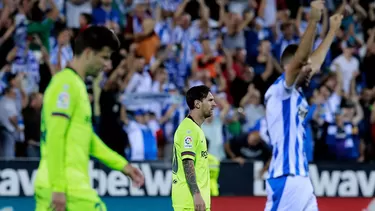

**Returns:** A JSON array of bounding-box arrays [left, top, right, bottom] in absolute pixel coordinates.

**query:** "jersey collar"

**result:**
[[66, 66, 79, 76], [187, 115, 200, 127]]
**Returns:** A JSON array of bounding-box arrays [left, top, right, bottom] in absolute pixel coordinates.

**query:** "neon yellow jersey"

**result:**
[[208, 153, 220, 196], [35, 68, 128, 201], [172, 117, 210, 209]]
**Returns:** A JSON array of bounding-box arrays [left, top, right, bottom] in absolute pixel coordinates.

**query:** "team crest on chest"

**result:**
[[297, 98, 309, 121]]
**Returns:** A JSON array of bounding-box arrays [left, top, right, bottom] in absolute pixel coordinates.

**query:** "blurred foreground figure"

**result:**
[[34, 26, 144, 211]]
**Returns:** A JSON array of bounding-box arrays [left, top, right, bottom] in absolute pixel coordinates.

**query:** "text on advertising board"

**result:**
[[0, 161, 172, 197], [253, 161, 375, 197]]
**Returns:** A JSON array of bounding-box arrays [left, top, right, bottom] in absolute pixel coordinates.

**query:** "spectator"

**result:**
[[124, 1, 151, 43], [362, 28, 375, 88], [202, 93, 229, 160], [154, 3, 174, 46], [326, 97, 364, 161], [330, 42, 360, 94], [79, 13, 92, 33], [98, 54, 128, 157], [222, 11, 253, 50], [12, 0, 28, 64], [27, 0, 59, 52], [225, 129, 271, 165], [5, 72, 28, 156], [36, 34, 55, 93], [273, 21, 299, 59], [49, 27, 73, 70], [65, 0, 92, 30], [135, 18, 160, 64], [123, 109, 158, 161], [360, 88, 374, 149], [22, 92, 42, 157], [123, 53, 152, 111], [149, 65, 168, 116], [239, 85, 265, 131], [159, 84, 187, 160], [0, 87, 20, 159], [192, 38, 224, 79], [92, 0, 121, 29], [229, 65, 265, 107], [173, 0, 209, 76], [248, 39, 280, 96], [8, 37, 40, 95], [0, 0, 374, 165]]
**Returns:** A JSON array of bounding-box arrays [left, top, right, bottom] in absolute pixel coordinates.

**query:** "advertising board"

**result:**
[[253, 161, 375, 197], [2, 160, 375, 197], [0, 160, 172, 197]]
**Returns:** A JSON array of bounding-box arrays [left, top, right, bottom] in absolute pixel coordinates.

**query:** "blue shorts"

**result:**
[[264, 175, 318, 211]]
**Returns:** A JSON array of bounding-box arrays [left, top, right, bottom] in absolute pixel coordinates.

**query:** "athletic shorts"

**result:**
[[264, 175, 318, 211], [173, 208, 211, 211], [35, 188, 106, 211]]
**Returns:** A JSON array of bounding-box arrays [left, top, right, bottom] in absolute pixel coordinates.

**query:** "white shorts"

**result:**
[[264, 175, 318, 211]]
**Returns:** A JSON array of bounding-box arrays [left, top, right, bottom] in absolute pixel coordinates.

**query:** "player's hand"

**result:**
[[51, 192, 66, 211], [310, 0, 325, 22], [301, 62, 313, 86], [193, 193, 206, 211], [329, 13, 343, 32], [123, 164, 145, 187]]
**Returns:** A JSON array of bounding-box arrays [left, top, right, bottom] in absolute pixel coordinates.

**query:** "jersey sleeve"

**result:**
[[90, 133, 128, 171], [44, 79, 77, 193], [176, 128, 199, 161], [265, 75, 293, 103]]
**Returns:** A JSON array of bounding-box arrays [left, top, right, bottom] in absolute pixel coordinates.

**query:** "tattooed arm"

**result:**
[[182, 159, 200, 195], [182, 158, 206, 211]]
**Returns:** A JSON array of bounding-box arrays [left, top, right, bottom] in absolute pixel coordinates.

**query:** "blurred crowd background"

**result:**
[[0, 0, 375, 166]]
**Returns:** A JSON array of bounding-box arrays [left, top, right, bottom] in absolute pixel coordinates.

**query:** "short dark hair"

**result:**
[[186, 85, 211, 110], [341, 98, 355, 108], [56, 26, 69, 36], [3, 87, 12, 95], [280, 44, 298, 67], [80, 13, 93, 25], [29, 1, 45, 22], [29, 92, 40, 100], [6, 73, 17, 83], [74, 26, 120, 56]]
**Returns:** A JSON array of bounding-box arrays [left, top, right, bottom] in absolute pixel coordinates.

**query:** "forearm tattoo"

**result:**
[[182, 159, 200, 195]]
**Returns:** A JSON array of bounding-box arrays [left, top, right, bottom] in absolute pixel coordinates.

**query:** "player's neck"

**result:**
[[69, 58, 86, 80], [188, 111, 205, 127]]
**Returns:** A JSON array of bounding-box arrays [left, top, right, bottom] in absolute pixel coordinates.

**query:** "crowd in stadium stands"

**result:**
[[1, 0, 375, 165]]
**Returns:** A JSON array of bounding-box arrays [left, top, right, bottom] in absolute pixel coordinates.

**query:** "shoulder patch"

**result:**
[[184, 136, 193, 149], [57, 92, 70, 109]]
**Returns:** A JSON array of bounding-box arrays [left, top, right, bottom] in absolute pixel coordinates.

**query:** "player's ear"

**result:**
[[83, 48, 95, 60], [194, 99, 201, 109]]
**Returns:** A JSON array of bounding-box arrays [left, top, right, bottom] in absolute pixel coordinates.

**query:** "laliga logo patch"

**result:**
[[184, 136, 193, 149], [57, 91, 70, 109]]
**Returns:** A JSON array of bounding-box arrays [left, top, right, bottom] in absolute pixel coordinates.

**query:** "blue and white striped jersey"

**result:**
[[264, 74, 309, 179]]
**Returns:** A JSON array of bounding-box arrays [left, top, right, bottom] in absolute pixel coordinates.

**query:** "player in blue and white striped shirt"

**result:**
[[264, 1, 343, 210]]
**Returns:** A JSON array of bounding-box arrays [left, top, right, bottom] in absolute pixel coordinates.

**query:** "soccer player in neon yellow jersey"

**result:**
[[34, 26, 144, 211], [172, 85, 216, 211]]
